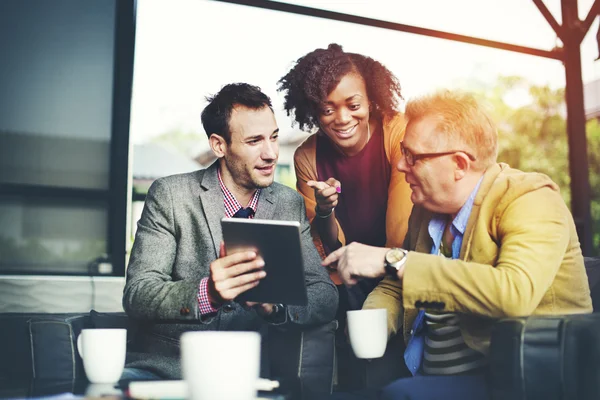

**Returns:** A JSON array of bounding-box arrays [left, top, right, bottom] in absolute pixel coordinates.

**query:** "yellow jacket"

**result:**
[[364, 163, 592, 355], [294, 113, 413, 284]]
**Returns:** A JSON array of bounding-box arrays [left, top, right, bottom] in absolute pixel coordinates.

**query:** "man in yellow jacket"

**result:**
[[322, 90, 592, 400]]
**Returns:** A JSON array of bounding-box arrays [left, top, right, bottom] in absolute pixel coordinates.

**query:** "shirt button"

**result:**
[[223, 304, 234, 313]]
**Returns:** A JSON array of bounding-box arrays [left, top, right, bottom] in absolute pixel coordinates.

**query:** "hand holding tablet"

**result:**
[[221, 218, 308, 306], [207, 242, 267, 306]]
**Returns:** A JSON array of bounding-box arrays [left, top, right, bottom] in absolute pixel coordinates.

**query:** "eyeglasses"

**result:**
[[400, 141, 476, 167]]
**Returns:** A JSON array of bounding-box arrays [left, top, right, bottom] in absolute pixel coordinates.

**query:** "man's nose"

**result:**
[[262, 140, 278, 160], [397, 154, 410, 173]]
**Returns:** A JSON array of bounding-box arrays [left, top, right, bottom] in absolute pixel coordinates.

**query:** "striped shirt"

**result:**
[[422, 310, 487, 375], [423, 176, 486, 375]]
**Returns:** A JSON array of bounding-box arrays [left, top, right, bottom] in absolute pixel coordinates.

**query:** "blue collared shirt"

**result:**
[[427, 176, 484, 258], [404, 176, 484, 376]]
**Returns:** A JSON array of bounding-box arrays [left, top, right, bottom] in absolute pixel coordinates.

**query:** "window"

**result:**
[[0, 0, 135, 276]]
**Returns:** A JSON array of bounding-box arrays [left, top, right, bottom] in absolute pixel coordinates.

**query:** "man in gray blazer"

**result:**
[[122, 83, 338, 380]]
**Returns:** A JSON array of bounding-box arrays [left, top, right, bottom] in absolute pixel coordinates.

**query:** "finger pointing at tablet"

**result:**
[[207, 242, 266, 307]]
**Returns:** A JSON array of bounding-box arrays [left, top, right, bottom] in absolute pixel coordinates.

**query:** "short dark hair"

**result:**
[[277, 43, 402, 131], [201, 83, 273, 142]]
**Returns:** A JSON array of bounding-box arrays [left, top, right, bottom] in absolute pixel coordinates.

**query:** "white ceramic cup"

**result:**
[[181, 331, 261, 400], [76, 328, 127, 383], [346, 308, 388, 359]]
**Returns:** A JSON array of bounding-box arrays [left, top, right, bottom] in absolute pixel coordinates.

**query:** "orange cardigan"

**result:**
[[293, 113, 413, 284]]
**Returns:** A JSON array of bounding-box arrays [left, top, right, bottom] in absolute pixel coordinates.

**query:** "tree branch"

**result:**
[[533, 0, 564, 40]]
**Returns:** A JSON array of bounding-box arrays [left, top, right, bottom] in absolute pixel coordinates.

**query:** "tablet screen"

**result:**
[[221, 218, 308, 306]]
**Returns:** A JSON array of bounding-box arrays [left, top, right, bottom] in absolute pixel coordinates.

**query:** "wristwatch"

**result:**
[[271, 303, 285, 316], [267, 303, 286, 323], [384, 248, 408, 278]]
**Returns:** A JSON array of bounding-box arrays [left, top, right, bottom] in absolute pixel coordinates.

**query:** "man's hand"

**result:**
[[207, 242, 266, 308], [322, 242, 388, 286], [307, 177, 341, 216]]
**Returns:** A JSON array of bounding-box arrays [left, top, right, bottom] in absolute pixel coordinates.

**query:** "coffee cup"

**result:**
[[346, 308, 387, 359], [77, 328, 127, 383], [181, 331, 261, 400]]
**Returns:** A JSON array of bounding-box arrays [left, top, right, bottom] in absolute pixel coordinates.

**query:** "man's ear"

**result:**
[[209, 134, 227, 158], [453, 152, 471, 180]]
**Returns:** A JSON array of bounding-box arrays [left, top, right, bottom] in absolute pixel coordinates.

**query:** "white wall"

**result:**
[[0, 276, 125, 313]]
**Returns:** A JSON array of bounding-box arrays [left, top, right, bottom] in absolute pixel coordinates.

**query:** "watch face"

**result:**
[[386, 249, 405, 265]]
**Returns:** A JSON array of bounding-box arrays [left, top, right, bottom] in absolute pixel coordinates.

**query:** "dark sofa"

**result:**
[[0, 310, 336, 399], [2, 257, 599, 399]]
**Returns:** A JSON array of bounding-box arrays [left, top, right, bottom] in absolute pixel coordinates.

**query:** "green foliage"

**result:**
[[275, 164, 296, 189], [586, 119, 600, 252], [474, 76, 600, 255]]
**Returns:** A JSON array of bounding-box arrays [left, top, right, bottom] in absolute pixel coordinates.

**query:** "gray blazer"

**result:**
[[123, 162, 338, 378]]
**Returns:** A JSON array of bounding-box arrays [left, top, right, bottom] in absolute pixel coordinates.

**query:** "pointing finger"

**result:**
[[322, 246, 346, 267], [307, 180, 328, 191]]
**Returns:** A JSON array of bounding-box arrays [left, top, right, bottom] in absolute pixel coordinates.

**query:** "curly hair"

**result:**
[[277, 43, 402, 131]]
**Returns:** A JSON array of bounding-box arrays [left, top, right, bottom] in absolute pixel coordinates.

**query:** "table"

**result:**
[[0, 378, 292, 399]]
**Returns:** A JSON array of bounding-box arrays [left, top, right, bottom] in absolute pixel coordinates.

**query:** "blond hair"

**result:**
[[405, 90, 498, 169]]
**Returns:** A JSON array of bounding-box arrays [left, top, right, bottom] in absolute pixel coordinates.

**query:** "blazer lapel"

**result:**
[[199, 162, 225, 256], [254, 185, 276, 220], [413, 208, 434, 254], [460, 163, 504, 259]]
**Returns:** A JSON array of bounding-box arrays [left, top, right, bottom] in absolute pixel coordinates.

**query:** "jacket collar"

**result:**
[[199, 162, 225, 256], [460, 163, 505, 258], [413, 163, 506, 260], [199, 161, 277, 255]]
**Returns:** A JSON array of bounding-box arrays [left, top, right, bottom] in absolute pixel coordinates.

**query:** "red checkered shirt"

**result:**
[[197, 168, 261, 315]]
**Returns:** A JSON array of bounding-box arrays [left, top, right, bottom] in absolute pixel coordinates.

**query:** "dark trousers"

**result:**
[[327, 373, 490, 400], [335, 281, 408, 391], [335, 284, 364, 390]]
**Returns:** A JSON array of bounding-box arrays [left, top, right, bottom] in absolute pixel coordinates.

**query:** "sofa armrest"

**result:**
[[0, 313, 92, 382], [489, 314, 600, 400], [1, 310, 134, 383], [29, 315, 90, 380]]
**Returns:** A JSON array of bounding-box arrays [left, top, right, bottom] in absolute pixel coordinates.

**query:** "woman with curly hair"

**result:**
[[279, 46, 413, 386], [279, 43, 412, 306]]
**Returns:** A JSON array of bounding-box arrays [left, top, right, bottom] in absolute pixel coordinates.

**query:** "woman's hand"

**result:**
[[307, 177, 341, 217]]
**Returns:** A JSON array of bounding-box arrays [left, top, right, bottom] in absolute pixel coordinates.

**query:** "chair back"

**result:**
[[585, 257, 600, 311]]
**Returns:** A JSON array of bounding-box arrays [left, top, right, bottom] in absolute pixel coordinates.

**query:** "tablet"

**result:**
[[221, 218, 308, 306]]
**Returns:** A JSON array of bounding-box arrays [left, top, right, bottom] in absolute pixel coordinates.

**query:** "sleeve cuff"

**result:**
[[198, 277, 219, 315], [265, 304, 288, 325]]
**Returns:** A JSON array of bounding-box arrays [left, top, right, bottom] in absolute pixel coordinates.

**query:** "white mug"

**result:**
[[77, 328, 127, 383], [181, 331, 261, 400], [346, 308, 388, 359]]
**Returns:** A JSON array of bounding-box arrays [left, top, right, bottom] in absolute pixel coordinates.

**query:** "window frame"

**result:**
[[0, 0, 136, 277]]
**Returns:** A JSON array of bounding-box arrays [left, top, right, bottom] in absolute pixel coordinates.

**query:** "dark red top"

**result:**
[[316, 124, 391, 248]]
